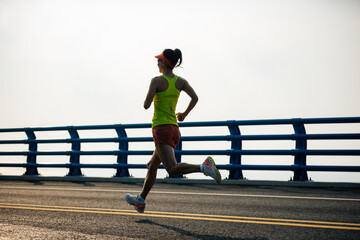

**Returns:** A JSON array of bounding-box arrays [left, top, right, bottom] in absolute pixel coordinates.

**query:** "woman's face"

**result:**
[[157, 59, 165, 73]]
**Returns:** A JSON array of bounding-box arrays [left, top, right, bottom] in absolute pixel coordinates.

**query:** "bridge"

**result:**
[[0, 117, 359, 239]]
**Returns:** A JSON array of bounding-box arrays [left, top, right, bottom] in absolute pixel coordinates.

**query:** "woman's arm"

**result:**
[[176, 80, 198, 121], [143, 78, 158, 109]]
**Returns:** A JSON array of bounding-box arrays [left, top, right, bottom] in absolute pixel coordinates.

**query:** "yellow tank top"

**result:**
[[152, 75, 180, 128]]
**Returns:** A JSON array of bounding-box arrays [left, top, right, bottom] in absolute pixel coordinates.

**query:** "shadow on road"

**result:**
[[136, 219, 267, 240]]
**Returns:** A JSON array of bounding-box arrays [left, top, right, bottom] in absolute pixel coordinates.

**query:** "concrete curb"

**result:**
[[0, 175, 359, 188]]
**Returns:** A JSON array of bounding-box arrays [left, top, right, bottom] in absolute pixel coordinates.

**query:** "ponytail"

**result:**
[[162, 48, 183, 69], [174, 48, 182, 68]]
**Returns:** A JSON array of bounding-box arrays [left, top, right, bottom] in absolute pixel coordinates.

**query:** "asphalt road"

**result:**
[[0, 180, 360, 239]]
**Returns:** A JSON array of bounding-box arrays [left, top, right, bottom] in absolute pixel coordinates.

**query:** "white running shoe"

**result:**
[[201, 156, 221, 184], [125, 193, 146, 213]]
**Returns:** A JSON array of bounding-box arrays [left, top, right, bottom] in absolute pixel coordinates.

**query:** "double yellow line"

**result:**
[[1, 203, 359, 231]]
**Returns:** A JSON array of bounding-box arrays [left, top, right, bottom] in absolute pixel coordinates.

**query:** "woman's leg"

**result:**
[[157, 143, 201, 175], [140, 144, 201, 200], [128, 144, 219, 211], [140, 150, 161, 200]]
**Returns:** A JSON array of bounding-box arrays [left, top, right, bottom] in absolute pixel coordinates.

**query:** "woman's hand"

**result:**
[[176, 112, 187, 122]]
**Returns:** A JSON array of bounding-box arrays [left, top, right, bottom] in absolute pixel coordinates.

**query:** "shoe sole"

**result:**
[[207, 157, 221, 184]]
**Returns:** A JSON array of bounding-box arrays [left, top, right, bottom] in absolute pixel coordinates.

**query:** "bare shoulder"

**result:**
[[151, 75, 169, 92], [176, 76, 189, 91], [152, 76, 165, 84], [150, 76, 166, 88]]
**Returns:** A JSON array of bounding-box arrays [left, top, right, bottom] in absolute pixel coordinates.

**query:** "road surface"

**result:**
[[0, 180, 359, 239]]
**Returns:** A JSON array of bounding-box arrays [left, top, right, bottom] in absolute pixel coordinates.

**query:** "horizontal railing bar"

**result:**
[[1, 117, 359, 133], [1, 163, 359, 172], [181, 134, 360, 141], [179, 150, 360, 156], [301, 133, 360, 140], [1, 149, 360, 156], [0, 163, 151, 169], [293, 117, 360, 124], [217, 164, 360, 171], [179, 117, 360, 127], [1, 133, 359, 145], [297, 166, 360, 171], [0, 150, 153, 156], [0, 124, 151, 133], [0, 137, 154, 144]]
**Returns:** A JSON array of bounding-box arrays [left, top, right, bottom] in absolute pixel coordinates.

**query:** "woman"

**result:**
[[125, 49, 221, 213]]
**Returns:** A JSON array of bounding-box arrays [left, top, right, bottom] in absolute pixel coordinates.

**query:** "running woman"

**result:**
[[125, 49, 221, 213]]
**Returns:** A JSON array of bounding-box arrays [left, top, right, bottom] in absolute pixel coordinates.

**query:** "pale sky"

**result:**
[[0, 0, 359, 181]]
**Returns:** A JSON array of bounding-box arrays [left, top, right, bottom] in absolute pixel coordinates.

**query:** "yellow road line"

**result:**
[[1, 202, 360, 227], [146, 210, 360, 227], [0, 203, 359, 231]]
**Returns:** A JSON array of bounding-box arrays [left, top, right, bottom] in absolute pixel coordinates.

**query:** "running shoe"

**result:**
[[125, 193, 146, 213], [201, 156, 221, 184]]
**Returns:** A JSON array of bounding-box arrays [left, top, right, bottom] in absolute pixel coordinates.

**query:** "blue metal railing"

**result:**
[[0, 117, 359, 181]]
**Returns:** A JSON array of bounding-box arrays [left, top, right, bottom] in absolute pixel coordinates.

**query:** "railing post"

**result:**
[[115, 126, 130, 177], [24, 130, 39, 175], [170, 130, 183, 178], [68, 127, 82, 176], [292, 119, 308, 181], [227, 121, 243, 179]]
